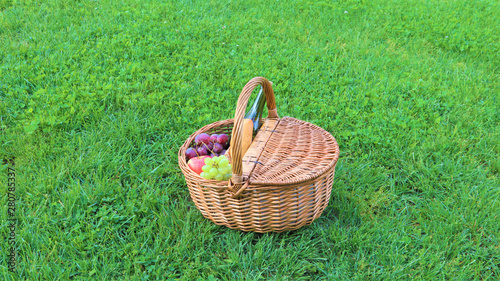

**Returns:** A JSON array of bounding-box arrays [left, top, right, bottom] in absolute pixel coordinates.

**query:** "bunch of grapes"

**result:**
[[185, 133, 230, 160], [200, 155, 232, 180]]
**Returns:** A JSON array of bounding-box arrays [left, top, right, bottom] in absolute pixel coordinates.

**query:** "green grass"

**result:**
[[1, 0, 499, 279]]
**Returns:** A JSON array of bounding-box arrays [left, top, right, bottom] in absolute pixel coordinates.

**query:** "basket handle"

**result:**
[[229, 77, 279, 195]]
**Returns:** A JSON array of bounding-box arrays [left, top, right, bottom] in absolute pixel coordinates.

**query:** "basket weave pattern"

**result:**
[[178, 77, 339, 233]]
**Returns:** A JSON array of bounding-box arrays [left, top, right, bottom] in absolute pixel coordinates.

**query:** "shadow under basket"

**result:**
[[178, 77, 340, 233]]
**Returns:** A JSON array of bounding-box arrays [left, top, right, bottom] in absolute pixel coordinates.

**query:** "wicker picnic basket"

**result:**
[[178, 77, 340, 233]]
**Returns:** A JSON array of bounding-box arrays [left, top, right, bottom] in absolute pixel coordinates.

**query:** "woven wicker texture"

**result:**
[[178, 77, 340, 233], [248, 116, 339, 186]]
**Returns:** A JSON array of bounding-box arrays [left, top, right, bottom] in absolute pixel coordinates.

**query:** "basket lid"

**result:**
[[240, 116, 339, 186], [228, 77, 339, 197]]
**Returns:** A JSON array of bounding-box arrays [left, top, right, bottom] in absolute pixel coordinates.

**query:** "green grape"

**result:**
[[218, 167, 228, 175], [209, 168, 218, 177], [200, 172, 208, 179], [219, 158, 229, 167], [212, 156, 220, 163], [204, 173, 214, 180], [204, 157, 214, 166], [227, 164, 232, 171], [214, 174, 224, 181], [223, 173, 231, 180], [201, 165, 211, 173]]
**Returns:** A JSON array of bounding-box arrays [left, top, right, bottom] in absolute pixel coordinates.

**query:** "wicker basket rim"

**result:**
[[178, 117, 339, 188]]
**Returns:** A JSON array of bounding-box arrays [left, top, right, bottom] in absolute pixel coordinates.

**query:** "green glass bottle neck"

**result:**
[[245, 87, 265, 119], [255, 88, 267, 117], [245, 86, 266, 132]]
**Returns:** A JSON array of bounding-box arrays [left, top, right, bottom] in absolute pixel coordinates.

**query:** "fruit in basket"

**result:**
[[218, 166, 228, 174], [195, 133, 210, 146], [187, 155, 211, 175], [185, 147, 197, 160], [204, 157, 214, 166], [197, 146, 208, 156], [200, 155, 232, 180], [217, 134, 229, 146], [205, 142, 214, 151], [188, 133, 231, 172], [213, 143, 223, 153], [219, 158, 229, 167], [209, 134, 219, 143]]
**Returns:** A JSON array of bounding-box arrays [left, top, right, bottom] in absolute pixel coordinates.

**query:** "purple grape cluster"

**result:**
[[185, 133, 230, 160]]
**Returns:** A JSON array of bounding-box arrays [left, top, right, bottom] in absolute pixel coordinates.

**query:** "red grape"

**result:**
[[213, 143, 223, 153], [205, 142, 214, 151], [197, 146, 208, 156], [195, 133, 210, 146], [217, 134, 229, 146], [209, 134, 219, 143], [186, 147, 197, 159]]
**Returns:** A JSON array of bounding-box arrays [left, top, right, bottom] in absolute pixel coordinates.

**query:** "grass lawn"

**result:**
[[1, 0, 499, 279]]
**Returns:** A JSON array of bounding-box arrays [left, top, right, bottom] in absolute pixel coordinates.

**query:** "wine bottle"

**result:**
[[244, 85, 267, 137], [230, 85, 268, 158]]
